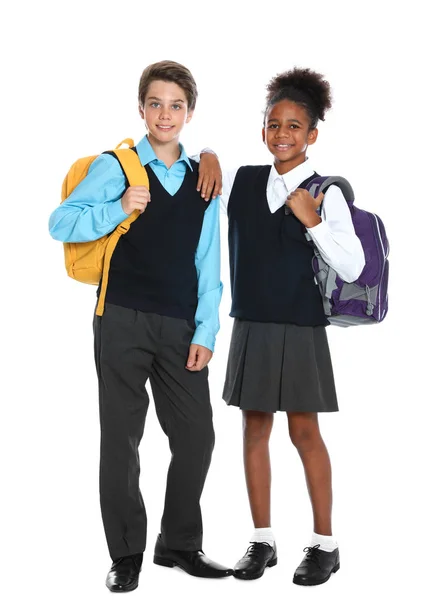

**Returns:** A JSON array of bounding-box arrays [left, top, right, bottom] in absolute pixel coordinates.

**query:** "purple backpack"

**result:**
[[305, 176, 389, 326]]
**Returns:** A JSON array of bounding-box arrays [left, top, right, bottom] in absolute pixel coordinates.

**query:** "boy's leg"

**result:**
[[286, 412, 332, 535], [149, 316, 215, 552], [93, 304, 158, 560]]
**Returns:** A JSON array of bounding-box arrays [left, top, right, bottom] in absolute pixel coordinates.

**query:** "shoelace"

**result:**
[[246, 542, 272, 558], [302, 544, 322, 567]]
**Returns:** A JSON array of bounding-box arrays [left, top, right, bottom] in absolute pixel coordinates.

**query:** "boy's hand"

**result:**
[[286, 189, 324, 228], [122, 186, 151, 215], [186, 344, 213, 371], [197, 152, 222, 201]]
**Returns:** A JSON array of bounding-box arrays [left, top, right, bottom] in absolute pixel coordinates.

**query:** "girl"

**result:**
[[220, 68, 365, 586]]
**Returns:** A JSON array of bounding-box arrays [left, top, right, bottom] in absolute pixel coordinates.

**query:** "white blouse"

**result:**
[[220, 159, 365, 283]]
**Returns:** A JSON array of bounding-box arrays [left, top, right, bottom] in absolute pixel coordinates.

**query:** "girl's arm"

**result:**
[[219, 167, 239, 215], [306, 185, 365, 283]]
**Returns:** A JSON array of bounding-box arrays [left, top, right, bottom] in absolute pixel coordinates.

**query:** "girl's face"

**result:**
[[139, 80, 193, 145], [262, 100, 318, 172]]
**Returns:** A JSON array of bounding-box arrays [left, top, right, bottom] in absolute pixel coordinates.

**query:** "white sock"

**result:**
[[250, 527, 275, 547], [310, 532, 338, 552]]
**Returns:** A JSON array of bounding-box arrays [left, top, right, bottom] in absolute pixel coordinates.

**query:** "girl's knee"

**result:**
[[243, 410, 273, 445], [288, 414, 321, 450]]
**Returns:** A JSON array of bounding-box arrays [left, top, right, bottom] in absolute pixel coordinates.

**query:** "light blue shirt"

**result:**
[[49, 136, 222, 351]]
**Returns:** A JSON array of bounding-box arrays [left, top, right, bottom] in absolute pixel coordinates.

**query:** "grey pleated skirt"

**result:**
[[222, 319, 339, 413]]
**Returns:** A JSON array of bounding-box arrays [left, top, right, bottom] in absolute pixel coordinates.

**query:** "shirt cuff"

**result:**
[[200, 147, 217, 156], [191, 326, 215, 352], [306, 219, 328, 241], [107, 199, 128, 226]]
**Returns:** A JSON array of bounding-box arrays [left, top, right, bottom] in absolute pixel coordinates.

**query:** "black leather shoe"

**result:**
[[233, 542, 277, 580], [153, 534, 233, 578], [293, 544, 340, 586], [106, 553, 143, 593]]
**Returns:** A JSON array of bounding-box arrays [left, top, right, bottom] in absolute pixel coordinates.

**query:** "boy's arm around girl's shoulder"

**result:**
[[48, 153, 129, 243], [192, 150, 238, 216]]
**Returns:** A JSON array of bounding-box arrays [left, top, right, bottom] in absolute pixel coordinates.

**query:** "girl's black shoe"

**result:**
[[293, 544, 340, 586], [233, 542, 278, 580]]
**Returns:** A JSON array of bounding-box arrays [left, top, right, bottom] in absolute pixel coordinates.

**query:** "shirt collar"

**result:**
[[268, 158, 315, 192], [135, 135, 193, 171]]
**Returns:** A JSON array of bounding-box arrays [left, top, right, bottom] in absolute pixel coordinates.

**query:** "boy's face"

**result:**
[[262, 100, 318, 170], [139, 80, 193, 144]]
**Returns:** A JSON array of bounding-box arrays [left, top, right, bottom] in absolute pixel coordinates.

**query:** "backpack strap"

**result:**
[[95, 147, 149, 316], [304, 176, 355, 315], [115, 138, 135, 150], [284, 172, 319, 216], [306, 175, 355, 216]]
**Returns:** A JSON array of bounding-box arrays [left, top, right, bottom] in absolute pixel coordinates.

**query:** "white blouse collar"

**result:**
[[268, 158, 315, 192]]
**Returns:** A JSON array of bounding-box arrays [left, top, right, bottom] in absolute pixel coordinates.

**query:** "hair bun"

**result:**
[[266, 67, 332, 125]]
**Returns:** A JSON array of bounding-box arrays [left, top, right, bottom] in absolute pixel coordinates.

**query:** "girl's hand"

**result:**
[[186, 344, 213, 371], [286, 189, 324, 228], [197, 153, 222, 201]]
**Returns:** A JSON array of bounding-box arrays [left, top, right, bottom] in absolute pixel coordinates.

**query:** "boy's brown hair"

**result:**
[[138, 60, 198, 111]]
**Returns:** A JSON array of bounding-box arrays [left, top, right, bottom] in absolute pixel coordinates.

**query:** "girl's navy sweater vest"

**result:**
[[104, 159, 210, 321], [228, 165, 328, 326]]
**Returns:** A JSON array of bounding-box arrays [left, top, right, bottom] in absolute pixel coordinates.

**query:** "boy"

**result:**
[[49, 60, 231, 591]]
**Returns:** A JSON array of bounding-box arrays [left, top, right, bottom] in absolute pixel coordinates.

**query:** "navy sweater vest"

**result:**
[[104, 157, 210, 321], [228, 165, 328, 326]]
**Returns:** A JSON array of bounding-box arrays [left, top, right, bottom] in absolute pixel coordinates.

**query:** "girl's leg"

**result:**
[[242, 410, 274, 527], [233, 411, 277, 580], [287, 412, 332, 535]]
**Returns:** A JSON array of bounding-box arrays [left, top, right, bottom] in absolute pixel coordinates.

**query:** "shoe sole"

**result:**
[[233, 557, 278, 580], [153, 556, 233, 578], [106, 582, 139, 593], [293, 562, 340, 586]]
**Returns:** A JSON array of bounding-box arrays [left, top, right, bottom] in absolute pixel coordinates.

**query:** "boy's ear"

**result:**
[[185, 110, 194, 124], [308, 128, 318, 146], [138, 104, 145, 120], [262, 127, 266, 144]]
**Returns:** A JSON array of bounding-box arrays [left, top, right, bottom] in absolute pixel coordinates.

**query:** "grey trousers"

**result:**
[[93, 303, 214, 560]]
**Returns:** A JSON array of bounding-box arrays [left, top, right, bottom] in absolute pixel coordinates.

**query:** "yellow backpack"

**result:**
[[61, 138, 149, 316]]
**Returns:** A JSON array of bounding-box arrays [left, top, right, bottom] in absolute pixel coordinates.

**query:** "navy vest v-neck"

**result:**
[[228, 165, 328, 326], [105, 159, 211, 321]]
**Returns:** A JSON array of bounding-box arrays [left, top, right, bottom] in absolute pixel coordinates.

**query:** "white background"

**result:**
[[1, 1, 440, 599]]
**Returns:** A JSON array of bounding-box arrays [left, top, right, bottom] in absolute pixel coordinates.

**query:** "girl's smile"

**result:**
[[273, 143, 294, 151]]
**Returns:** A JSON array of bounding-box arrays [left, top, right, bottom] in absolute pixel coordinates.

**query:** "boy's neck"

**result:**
[[147, 134, 181, 169]]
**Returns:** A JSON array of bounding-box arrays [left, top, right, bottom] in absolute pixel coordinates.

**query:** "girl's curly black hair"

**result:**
[[265, 67, 332, 129]]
